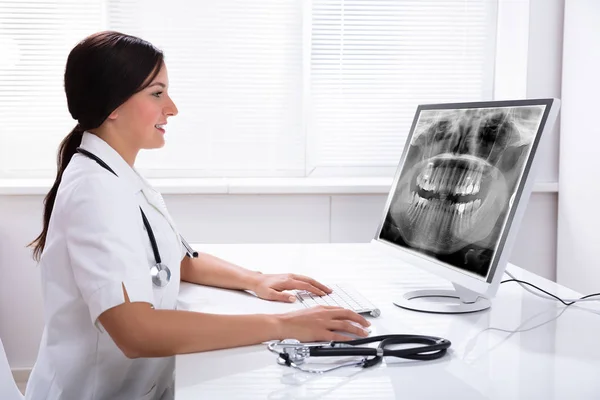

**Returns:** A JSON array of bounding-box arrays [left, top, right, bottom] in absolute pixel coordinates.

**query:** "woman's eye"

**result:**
[[152, 91, 163, 98]]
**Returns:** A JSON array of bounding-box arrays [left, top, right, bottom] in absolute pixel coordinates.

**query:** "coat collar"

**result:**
[[79, 131, 144, 194], [78, 131, 180, 238]]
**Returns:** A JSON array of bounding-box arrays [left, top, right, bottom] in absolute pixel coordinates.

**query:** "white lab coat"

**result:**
[[25, 132, 185, 400]]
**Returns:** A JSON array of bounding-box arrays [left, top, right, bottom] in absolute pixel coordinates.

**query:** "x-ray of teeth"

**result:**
[[380, 105, 546, 277]]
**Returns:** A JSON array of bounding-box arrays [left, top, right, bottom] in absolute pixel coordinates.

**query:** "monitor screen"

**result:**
[[378, 102, 548, 281]]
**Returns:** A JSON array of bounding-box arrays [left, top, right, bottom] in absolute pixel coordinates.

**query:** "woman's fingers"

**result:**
[[283, 280, 327, 296], [326, 320, 369, 337], [282, 305, 372, 342], [290, 274, 332, 294], [268, 289, 297, 303], [309, 305, 370, 326], [327, 332, 357, 342], [326, 308, 370, 327]]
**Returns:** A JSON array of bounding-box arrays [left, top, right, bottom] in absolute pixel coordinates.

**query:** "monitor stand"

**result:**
[[393, 283, 491, 314]]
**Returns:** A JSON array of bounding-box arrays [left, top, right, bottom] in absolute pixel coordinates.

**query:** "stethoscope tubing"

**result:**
[[313, 335, 450, 368], [311, 334, 450, 360], [75, 147, 167, 278], [270, 333, 451, 372]]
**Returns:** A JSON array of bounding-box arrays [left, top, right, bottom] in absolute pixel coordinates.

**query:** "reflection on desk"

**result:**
[[175, 243, 600, 400]]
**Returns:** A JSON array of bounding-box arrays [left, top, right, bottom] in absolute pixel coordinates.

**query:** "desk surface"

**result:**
[[175, 243, 600, 400]]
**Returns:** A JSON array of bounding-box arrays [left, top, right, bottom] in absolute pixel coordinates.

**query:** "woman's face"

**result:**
[[112, 62, 178, 150]]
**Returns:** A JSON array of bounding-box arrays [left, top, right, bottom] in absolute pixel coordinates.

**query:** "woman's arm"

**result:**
[[98, 286, 370, 358], [180, 253, 330, 300], [180, 252, 263, 291]]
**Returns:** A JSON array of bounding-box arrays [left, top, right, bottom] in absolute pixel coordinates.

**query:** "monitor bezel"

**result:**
[[372, 98, 561, 298]]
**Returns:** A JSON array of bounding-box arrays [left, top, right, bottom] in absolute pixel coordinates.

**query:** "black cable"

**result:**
[[501, 278, 600, 306]]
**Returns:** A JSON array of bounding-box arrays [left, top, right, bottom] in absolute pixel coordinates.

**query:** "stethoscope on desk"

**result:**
[[268, 334, 451, 374], [75, 148, 198, 288]]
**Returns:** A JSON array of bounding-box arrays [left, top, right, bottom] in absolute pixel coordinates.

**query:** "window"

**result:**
[[308, 0, 497, 177], [0, 0, 498, 179], [0, 0, 104, 178]]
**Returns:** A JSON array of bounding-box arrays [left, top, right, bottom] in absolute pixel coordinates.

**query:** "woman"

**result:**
[[25, 31, 369, 400]]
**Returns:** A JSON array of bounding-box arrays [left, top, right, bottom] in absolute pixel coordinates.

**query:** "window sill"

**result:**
[[0, 177, 559, 196]]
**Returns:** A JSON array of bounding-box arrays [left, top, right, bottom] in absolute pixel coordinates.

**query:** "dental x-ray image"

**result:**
[[379, 105, 546, 278]]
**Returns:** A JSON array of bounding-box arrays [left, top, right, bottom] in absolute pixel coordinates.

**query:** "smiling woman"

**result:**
[[100, 66, 179, 162], [29, 31, 169, 261], [23, 30, 369, 400]]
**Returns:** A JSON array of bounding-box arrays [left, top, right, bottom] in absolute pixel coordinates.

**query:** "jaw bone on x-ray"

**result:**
[[380, 106, 545, 277]]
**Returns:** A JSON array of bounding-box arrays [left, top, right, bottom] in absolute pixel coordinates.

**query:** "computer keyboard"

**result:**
[[295, 283, 381, 317]]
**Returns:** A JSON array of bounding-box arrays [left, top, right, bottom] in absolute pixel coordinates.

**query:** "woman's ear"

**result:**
[[107, 109, 119, 120]]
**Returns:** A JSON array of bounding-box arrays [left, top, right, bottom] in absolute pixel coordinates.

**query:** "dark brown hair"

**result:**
[[29, 31, 164, 261]]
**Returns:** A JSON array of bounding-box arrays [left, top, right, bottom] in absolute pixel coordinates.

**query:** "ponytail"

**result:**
[[29, 124, 85, 261], [30, 30, 165, 261]]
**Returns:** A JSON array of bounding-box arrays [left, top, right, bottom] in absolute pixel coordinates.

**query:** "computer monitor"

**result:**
[[371, 99, 561, 314]]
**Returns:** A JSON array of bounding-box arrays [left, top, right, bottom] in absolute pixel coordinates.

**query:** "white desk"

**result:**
[[175, 244, 600, 399]]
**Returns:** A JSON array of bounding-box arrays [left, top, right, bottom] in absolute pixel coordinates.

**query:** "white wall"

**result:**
[[0, 0, 571, 375], [490, 0, 564, 287], [0, 191, 558, 369], [516, 0, 564, 284], [557, 0, 600, 293], [526, 0, 564, 184]]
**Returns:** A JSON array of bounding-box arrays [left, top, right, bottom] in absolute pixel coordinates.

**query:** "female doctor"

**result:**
[[25, 31, 369, 400]]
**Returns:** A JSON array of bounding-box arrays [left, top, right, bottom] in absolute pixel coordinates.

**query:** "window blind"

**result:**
[[0, 0, 103, 178], [307, 0, 498, 176], [0, 0, 498, 179], [108, 0, 306, 177]]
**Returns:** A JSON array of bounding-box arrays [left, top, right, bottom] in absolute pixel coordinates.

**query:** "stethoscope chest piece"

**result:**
[[277, 339, 308, 365], [150, 263, 171, 287]]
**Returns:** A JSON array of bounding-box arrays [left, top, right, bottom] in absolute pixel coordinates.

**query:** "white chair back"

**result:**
[[0, 337, 24, 400]]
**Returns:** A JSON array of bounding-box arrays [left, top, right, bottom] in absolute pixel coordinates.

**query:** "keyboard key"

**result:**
[[294, 283, 381, 317]]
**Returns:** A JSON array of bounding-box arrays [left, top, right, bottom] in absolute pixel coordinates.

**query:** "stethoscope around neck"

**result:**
[[75, 147, 197, 288]]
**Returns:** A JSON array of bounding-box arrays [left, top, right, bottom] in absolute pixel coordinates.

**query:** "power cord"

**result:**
[[502, 270, 600, 306]]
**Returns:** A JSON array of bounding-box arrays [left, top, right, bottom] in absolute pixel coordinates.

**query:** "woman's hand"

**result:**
[[275, 305, 371, 342], [251, 273, 332, 303]]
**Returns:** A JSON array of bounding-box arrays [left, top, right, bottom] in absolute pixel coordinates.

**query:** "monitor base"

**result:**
[[393, 284, 491, 314]]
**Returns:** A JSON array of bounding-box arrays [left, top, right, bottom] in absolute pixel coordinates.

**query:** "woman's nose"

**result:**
[[165, 97, 178, 117]]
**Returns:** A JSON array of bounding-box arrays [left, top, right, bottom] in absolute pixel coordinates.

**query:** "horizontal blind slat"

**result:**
[[0, 0, 496, 178], [308, 0, 495, 169]]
